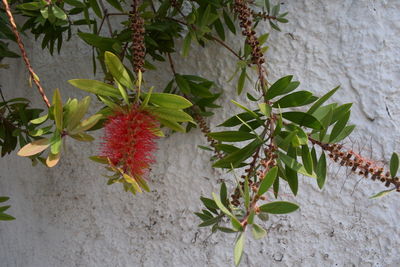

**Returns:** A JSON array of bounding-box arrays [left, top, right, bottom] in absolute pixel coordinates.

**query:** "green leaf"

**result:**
[[175, 74, 191, 94], [369, 188, 395, 199], [182, 32, 192, 57], [273, 91, 314, 108], [198, 216, 221, 227], [52, 5, 67, 20], [316, 152, 327, 189], [116, 82, 129, 105], [259, 201, 299, 214], [0, 205, 10, 213], [0, 213, 15, 221], [66, 97, 91, 131], [104, 51, 133, 89], [213, 139, 262, 168], [258, 166, 278, 196], [105, 0, 123, 11], [212, 192, 232, 217], [50, 133, 62, 154], [29, 125, 53, 137], [301, 145, 313, 175], [64, 0, 86, 8], [17, 138, 50, 157], [252, 224, 267, 240], [69, 114, 103, 134], [17, 2, 42, 11], [234, 233, 245, 266], [329, 125, 355, 143], [223, 10, 236, 34], [220, 182, 228, 206], [265, 75, 293, 100], [277, 151, 315, 177], [237, 68, 246, 95], [0, 197, 10, 203], [149, 107, 194, 123], [329, 111, 350, 142], [258, 103, 271, 117], [231, 100, 260, 121], [390, 152, 399, 177], [52, 89, 63, 132], [159, 119, 186, 132], [144, 93, 192, 109], [218, 112, 258, 127], [89, 156, 108, 164], [282, 112, 322, 130], [88, 0, 102, 18], [68, 79, 120, 98], [30, 114, 48, 124], [307, 86, 340, 114], [200, 197, 219, 211], [285, 146, 298, 195], [208, 131, 256, 142]]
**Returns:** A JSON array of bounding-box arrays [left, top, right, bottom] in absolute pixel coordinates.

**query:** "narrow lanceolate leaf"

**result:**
[[259, 201, 299, 214], [104, 51, 133, 89], [68, 79, 120, 98], [0, 213, 15, 221], [265, 75, 293, 100], [212, 192, 232, 217], [69, 114, 103, 134], [258, 103, 271, 117], [273, 91, 314, 108], [158, 119, 186, 132], [329, 111, 350, 142], [277, 151, 315, 177], [30, 114, 48, 124], [234, 233, 245, 266], [69, 132, 95, 142], [213, 139, 262, 168], [53, 89, 63, 131], [329, 125, 355, 143], [301, 145, 313, 175], [149, 107, 194, 123], [252, 223, 267, 240], [307, 86, 340, 114], [282, 112, 322, 130], [0, 197, 10, 203], [390, 152, 399, 177], [143, 93, 192, 109], [17, 138, 50, 157], [316, 152, 327, 189], [208, 131, 256, 142], [257, 166, 278, 196], [66, 96, 91, 131], [369, 188, 395, 199], [237, 68, 246, 95]]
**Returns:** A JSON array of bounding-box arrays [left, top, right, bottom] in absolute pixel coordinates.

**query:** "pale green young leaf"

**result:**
[[104, 51, 133, 89]]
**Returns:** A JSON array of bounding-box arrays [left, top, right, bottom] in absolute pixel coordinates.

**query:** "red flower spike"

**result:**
[[101, 106, 160, 180]]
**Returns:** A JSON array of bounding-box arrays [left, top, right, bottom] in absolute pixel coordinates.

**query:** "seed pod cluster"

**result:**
[[194, 113, 223, 159], [234, 0, 265, 65], [130, 2, 145, 73], [310, 139, 400, 191]]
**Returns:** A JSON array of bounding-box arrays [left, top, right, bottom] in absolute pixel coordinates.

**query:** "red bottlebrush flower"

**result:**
[[101, 106, 159, 179]]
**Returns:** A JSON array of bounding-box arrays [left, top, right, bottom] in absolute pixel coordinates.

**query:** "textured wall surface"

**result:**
[[1, 1, 400, 266]]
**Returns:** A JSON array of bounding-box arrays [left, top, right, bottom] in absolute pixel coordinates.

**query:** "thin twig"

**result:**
[[98, 0, 113, 36], [2, 0, 50, 108]]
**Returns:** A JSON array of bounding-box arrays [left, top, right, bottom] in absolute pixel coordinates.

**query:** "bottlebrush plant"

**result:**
[[0, 0, 399, 265]]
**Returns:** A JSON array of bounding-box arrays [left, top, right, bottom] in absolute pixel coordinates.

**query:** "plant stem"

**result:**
[[2, 0, 50, 108]]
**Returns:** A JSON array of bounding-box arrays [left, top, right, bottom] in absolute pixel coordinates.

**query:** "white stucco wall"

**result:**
[[1, 1, 400, 266]]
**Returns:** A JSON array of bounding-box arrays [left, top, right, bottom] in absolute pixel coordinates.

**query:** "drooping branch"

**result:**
[[310, 138, 400, 192], [2, 0, 50, 108]]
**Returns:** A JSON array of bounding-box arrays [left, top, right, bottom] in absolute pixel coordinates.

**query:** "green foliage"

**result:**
[[0, 196, 15, 221], [1, 0, 396, 265]]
